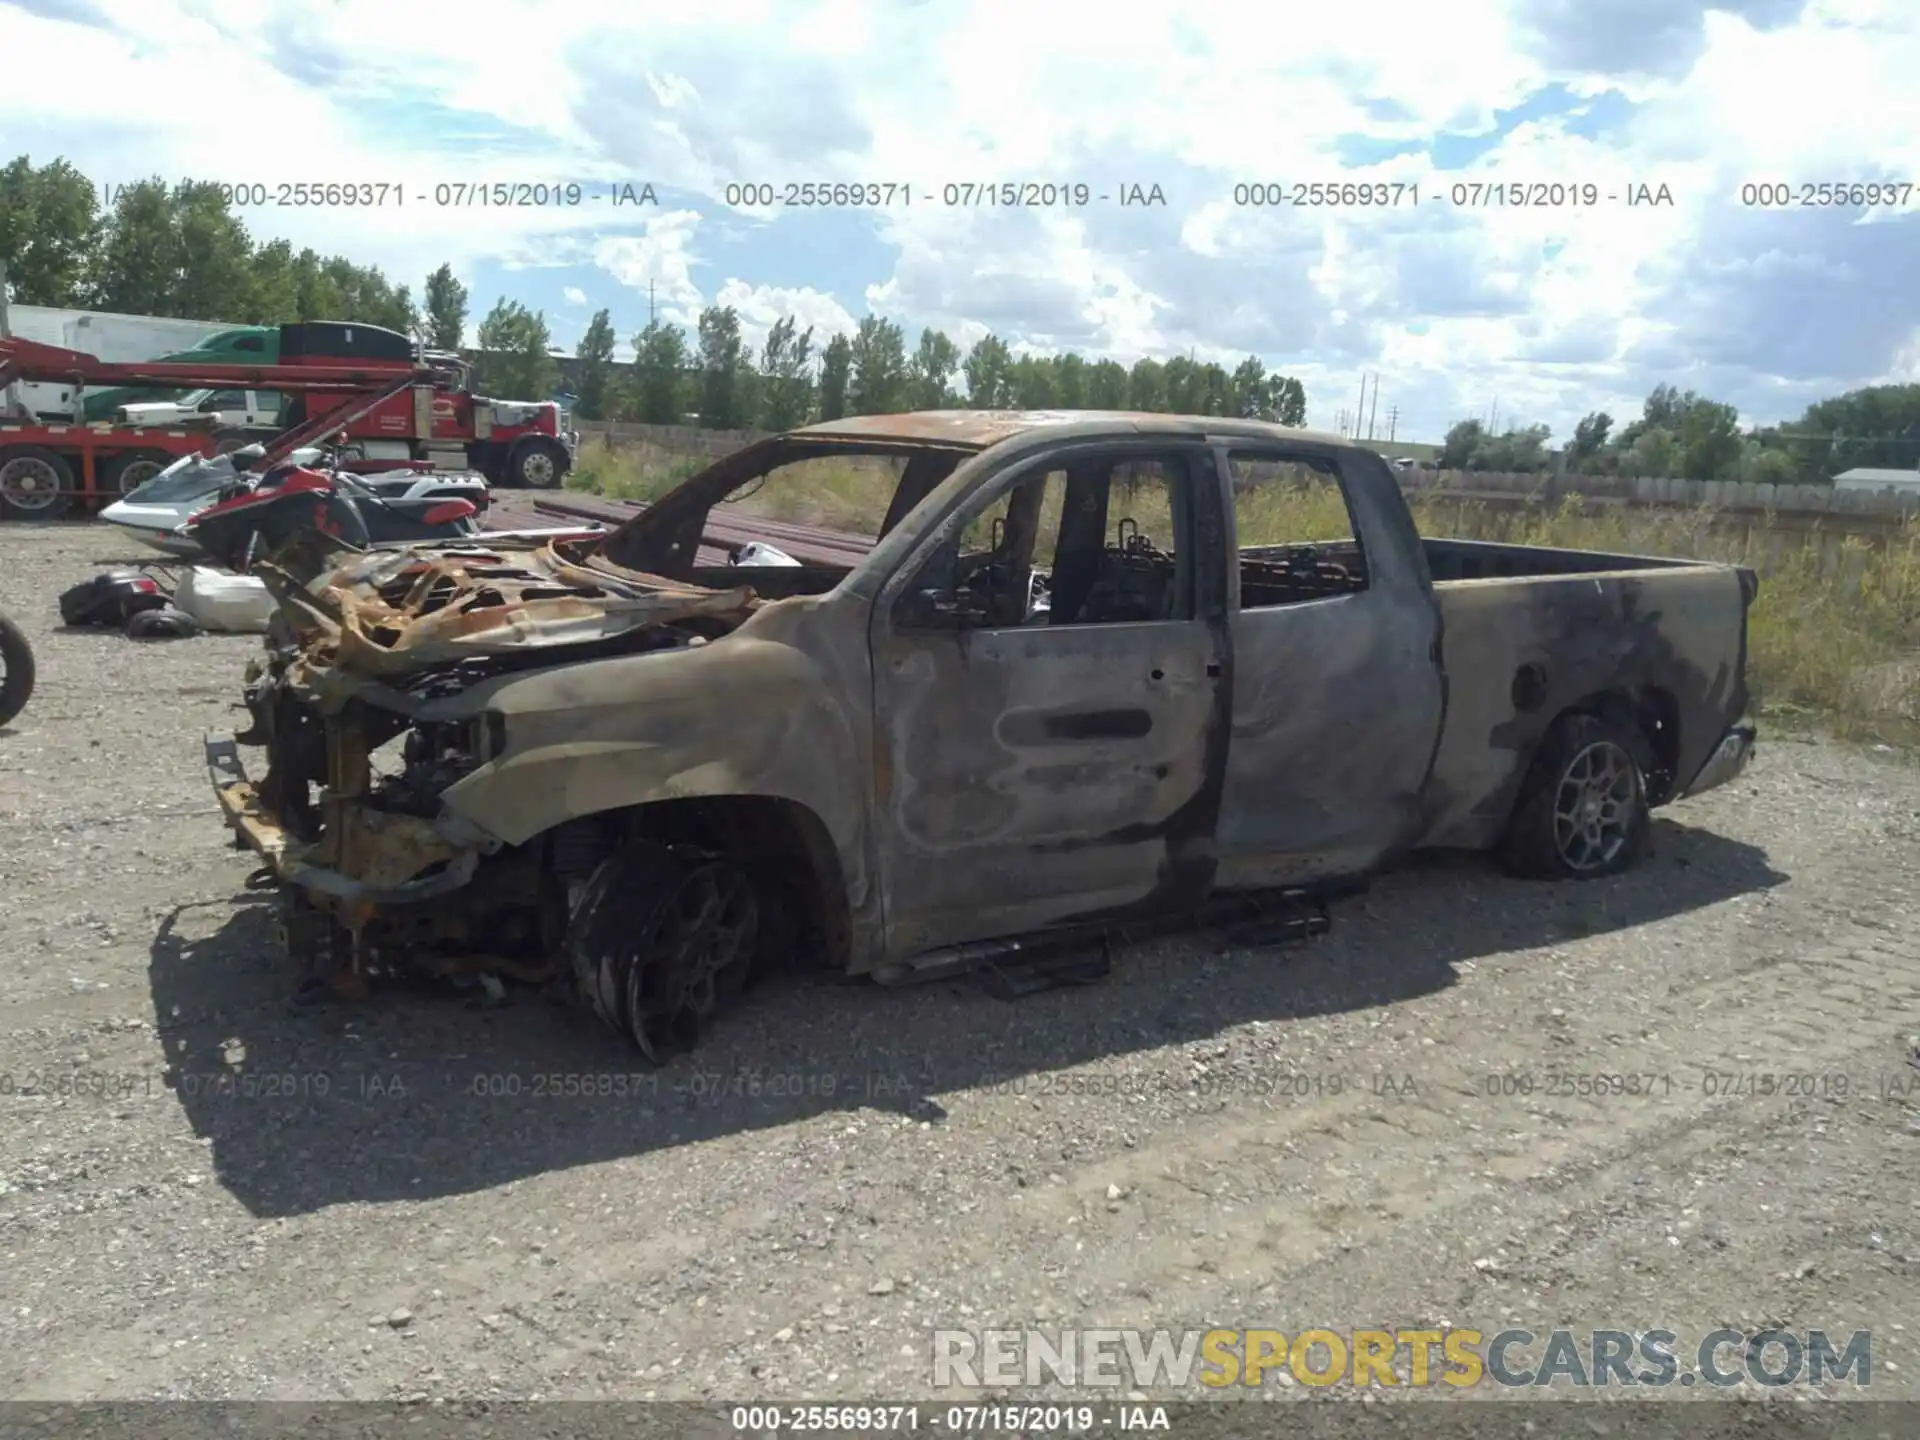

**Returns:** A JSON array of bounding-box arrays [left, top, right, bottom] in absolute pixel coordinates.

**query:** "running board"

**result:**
[[871, 887, 1336, 995]]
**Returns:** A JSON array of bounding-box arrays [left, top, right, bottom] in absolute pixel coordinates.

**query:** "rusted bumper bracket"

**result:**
[[206, 735, 479, 906]]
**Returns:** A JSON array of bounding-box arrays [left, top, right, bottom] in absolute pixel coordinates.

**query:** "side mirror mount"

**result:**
[[897, 587, 972, 631]]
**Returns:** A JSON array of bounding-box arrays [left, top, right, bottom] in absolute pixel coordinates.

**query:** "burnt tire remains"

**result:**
[[1500, 711, 1653, 880], [0, 610, 35, 727], [565, 842, 760, 1063]]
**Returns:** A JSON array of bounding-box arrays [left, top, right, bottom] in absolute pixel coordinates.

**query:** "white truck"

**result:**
[[115, 387, 283, 429], [0, 302, 241, 421]]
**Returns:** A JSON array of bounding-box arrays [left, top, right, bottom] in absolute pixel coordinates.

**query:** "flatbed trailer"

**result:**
[[0, 338, 443, 521]]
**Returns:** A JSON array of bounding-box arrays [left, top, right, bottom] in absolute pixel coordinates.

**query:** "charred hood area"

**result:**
[[252, 533, 761, 699]]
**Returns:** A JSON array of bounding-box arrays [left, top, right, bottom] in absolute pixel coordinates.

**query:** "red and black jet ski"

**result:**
[[182, 464, 484, 570]]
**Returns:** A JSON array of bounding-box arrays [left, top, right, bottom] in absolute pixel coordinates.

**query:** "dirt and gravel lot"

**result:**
[[0, 521, 1917, 1412]]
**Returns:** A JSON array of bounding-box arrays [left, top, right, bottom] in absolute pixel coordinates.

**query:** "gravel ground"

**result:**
[[1, 522, 1917, 1410]]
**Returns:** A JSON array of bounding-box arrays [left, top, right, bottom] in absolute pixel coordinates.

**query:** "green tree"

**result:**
[[1791, 383, 1920, 478], [244, 239, 301, 323], [1475, 423, 1553, 473], [90, 178, 179, 315], [1569, 411, 1612, 464], [908, 327, 961, 409], [1009, 354, 1058, 408], [1053, 352, 1086, 408], [1127, 357, 1164, 411], [289, 249, 342, 322], [423, 263, 468, 350], [1618, 426, 1678, 479], [1439, 418, 1487, 469], [319, 256, 414, 332], [817, 332, 853, 420], [168, 182, 254, 321], [1230, 357, 1268, 419], [695, 304, 748, 430], [1197, 361, 1232, 416], [0, 155, 101, 305], [848, 315, 908, 414], [1733, 440, 1801, 485], [573, 308, 617, 421], [629, 318, 689, 424], [473, 298, 556, 398], [757, 315, 814, 430], [1161, 356, 1203, 413], [1086, 359, 1128, 409], [962, 333, 1013, 407], [1677, 397, 1742, 480]]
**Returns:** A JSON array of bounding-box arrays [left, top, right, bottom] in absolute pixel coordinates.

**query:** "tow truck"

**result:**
[[0, 321, 577, 519], [0, 336, 449, 520]]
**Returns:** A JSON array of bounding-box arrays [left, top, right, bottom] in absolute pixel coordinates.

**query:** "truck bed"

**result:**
[[1421, 537, 1697, 582], [1418, 540, 1751, 853]]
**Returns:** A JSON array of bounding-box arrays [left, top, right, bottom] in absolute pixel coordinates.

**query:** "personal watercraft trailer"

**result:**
[[0, 337, 452, 521]]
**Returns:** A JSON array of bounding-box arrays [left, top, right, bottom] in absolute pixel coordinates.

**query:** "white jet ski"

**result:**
[[99, 446, 492, 560]]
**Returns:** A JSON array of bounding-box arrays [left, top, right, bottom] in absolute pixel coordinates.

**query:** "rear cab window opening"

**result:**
[[1224, 450, 1370, 608]]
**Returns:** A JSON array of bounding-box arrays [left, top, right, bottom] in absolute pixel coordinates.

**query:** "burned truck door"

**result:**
[[1209, 444, 1447, 887], [867, 442, 1230, 959]]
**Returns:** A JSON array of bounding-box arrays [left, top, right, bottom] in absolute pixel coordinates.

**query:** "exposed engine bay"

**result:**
[[218, 531, 770, 1000]]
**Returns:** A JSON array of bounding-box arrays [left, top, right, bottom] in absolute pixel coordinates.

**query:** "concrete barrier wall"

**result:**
[[575, 420, 1920, 519]]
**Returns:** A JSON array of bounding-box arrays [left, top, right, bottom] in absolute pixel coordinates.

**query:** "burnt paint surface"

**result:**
[[1210, 442, 1448, 888], [868, 618, 1222, 955], [234, 411, 1755, 979], [1419, 565, 1748, 848], [862, 437, 1234, 958]]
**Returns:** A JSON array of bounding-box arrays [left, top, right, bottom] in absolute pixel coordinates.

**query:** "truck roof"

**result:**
[[790, 409, 1356, 450]]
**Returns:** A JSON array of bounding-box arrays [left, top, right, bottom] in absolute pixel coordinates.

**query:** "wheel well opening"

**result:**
[[552, 796, 851, 972], [1559, 686, 1682, 804]]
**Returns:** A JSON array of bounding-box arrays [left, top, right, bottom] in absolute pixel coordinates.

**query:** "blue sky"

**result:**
[[2, 0, 1916, 443]]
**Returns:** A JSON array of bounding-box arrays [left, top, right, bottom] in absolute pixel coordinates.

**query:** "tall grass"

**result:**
[[567, 446, 1920, 745]]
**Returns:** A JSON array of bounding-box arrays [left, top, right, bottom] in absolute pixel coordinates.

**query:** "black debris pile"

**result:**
[[57, 569, 200, 641]]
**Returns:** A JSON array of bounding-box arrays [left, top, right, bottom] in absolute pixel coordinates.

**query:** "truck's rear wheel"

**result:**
[[508, 437, 568, 489], [0, 446, 75, 520], [105, 449, 171, 495], [1500, 713, 1653, 880], [565, 841, 760, 1063]]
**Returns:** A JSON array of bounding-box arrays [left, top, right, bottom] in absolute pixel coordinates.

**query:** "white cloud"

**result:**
[[712, 280, 860, 355], [1, 0, 1915, 440], [591, 211, 705, 326]]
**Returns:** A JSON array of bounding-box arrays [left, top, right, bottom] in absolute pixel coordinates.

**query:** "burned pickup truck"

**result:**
[[209, 412, 1757, 1058]]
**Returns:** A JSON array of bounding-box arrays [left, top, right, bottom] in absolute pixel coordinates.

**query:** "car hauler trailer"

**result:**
[[0, 336, 445, 520], [0, 293, 251, 422]]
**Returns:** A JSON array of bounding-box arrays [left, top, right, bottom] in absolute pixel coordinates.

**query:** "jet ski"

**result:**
[[99, 446, 491, 560], [180, 464, 492, 571]]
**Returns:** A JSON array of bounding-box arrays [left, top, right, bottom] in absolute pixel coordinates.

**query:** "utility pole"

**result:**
[[1387, 404, 1399, 443], [1354, 374, 1368, 440], [648, 281, 656, 328], [1367, 378, 1380, 441]]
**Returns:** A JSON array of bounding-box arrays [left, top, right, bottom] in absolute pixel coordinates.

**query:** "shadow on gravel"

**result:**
[[146, 817, 1786, 1217]]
